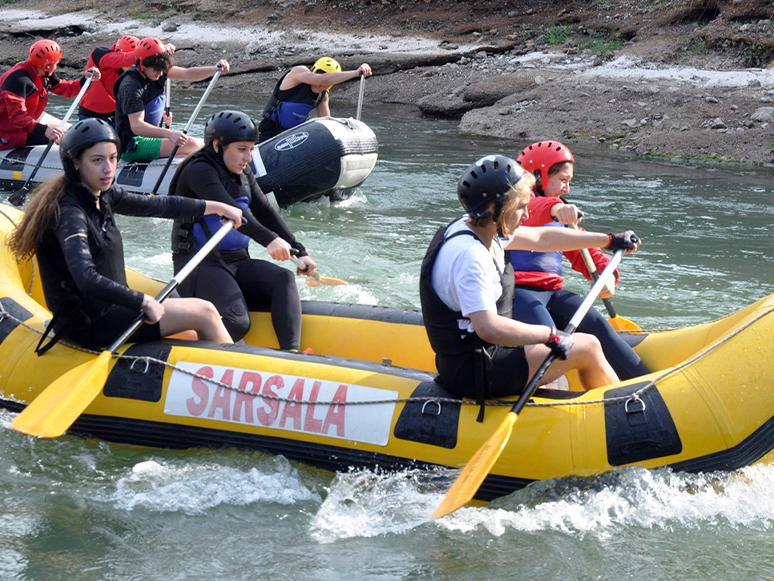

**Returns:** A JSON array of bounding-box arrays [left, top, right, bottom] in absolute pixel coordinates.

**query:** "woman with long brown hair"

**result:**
[[8, 118, 241, 353]]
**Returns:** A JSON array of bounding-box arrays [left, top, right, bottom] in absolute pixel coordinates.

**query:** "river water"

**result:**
[[1, 93, 774, 580]]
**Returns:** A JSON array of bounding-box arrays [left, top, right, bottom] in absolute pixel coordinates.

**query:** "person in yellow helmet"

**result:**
[[258, 57, 372, 142]]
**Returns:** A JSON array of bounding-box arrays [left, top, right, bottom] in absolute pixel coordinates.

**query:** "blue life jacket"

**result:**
[[143, 92, 165, 127], [169, 149, 254, 252], [261, 70, 324, 131], [193, 194, 251, 251], [510, 221, 564, 276]]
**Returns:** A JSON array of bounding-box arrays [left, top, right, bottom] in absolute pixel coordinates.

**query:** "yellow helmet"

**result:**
[[311, 57, 341, 90]]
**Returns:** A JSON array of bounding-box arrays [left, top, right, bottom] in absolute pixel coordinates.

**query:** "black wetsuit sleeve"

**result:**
[[245, 171, 307, 255], [111, 187, 206, 218], [56, 204, 144, 310]]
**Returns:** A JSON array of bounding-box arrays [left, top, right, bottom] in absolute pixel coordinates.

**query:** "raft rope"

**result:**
[[1, 158, 172, 172], [2, 299, 773, 412]]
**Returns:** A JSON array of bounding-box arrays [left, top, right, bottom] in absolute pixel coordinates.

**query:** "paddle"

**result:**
[[162, 78, 171, 128], [150, 69, 222, 195], [11, 218, 237, 439], [289, 249, 347, 287], [570, 224, 640, 331], [8, 77, 93, 207], [355, 71, 365, 121], [431, 249, 625, 519]]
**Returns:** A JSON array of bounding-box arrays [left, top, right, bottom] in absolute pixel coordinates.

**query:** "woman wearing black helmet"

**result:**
[[170, 110, 316, 349], [8, 118, 240, 353], [419, 155, 641, 403]]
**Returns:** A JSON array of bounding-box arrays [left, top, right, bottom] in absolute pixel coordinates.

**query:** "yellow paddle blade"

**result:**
[[12, 350, 113, 438], [304, 276, 347, 287], [608, 314, 641, 332], [431, 412, 518, 519], [317, 276, 347, 286]]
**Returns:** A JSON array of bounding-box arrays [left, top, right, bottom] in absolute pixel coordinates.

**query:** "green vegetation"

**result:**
[[745, 46, 770, 68], [578, 30, 624, 55], [542, 25, 573, 46], [127, 9, 157, 20], [126, 0, 180, 19], [691, 39, 708, 54]]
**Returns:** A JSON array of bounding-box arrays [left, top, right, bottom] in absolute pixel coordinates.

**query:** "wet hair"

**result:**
[[141, 51, 175, 72], [9, 141, 110, 258], [466, 171, 535, 236], [8, 176, 70, 259], [497, 171, 536, 237]]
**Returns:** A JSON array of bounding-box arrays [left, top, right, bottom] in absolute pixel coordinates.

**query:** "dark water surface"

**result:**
[[1, 93, 774, 581]]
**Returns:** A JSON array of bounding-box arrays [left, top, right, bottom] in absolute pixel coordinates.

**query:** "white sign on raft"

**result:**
[[164, 362, 399, 446]]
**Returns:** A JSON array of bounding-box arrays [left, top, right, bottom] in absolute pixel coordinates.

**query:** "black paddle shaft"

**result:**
[[8, 141, 55, 206], [509, 249, 625, 415]]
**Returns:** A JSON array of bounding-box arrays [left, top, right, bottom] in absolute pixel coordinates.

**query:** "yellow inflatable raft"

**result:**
[[1, 202, 773, 502]]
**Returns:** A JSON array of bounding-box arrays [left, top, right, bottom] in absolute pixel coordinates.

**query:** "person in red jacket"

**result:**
[[0, 39, 100, 150], [78, 35, 140, 125], [510, 140, 650, 380]]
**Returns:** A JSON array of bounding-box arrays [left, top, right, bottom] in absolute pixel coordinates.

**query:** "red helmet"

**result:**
[[516, 140, 575, 186], [135, 37, 166, 65], [28, 39, 63, 73], [112, 35, 140, 53]]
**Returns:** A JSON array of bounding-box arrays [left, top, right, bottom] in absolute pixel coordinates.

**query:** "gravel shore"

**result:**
[[2, 0, 773, 166]]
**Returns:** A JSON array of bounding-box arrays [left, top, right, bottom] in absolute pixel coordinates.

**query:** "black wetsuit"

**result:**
[[170, 149, 307, 349], [37, 182, 205, 349]]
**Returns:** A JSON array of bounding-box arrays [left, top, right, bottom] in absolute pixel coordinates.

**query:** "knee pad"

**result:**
[[221, 301, 251, 342]]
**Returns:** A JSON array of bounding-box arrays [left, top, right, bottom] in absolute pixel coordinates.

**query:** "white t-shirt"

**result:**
[[431, 216, 512, 334]]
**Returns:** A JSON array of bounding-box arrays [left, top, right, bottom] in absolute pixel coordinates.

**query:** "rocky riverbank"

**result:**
[[2, 0, 773, 165]]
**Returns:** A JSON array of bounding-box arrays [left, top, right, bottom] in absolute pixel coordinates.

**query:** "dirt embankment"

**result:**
[[2, 0, 774, 165]]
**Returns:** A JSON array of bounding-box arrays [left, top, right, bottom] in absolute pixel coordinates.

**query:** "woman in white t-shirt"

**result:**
[[419, 155, 641, 403]]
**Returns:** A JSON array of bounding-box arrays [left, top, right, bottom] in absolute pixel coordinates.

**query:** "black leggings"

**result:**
[[513, 286, 650, 380], [66, 304, 160, 349], [178, 257, 302, 349]]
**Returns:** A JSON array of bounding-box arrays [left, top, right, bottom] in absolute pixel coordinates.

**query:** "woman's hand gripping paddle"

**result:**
[[430, 249, 625, 520], [9, 77, 94, 207], [569, 224, 640, 332], [288, 249, 347, 287], [11, 219, 238, 439]]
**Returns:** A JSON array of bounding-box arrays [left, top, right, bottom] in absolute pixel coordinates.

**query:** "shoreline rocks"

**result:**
[[2, 3, 774, 167]]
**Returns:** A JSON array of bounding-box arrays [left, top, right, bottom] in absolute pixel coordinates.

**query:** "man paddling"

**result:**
[[114, 36, 229, 163], [258, 56, 372, 142], [78, 35, 140, 125], [0, 39, 100, 150]]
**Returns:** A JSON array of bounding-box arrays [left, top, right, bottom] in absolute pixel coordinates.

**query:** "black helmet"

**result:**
[[59, 118, 121, 180], [457, 155, 525, 221], [204, 110, 259, 149]]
